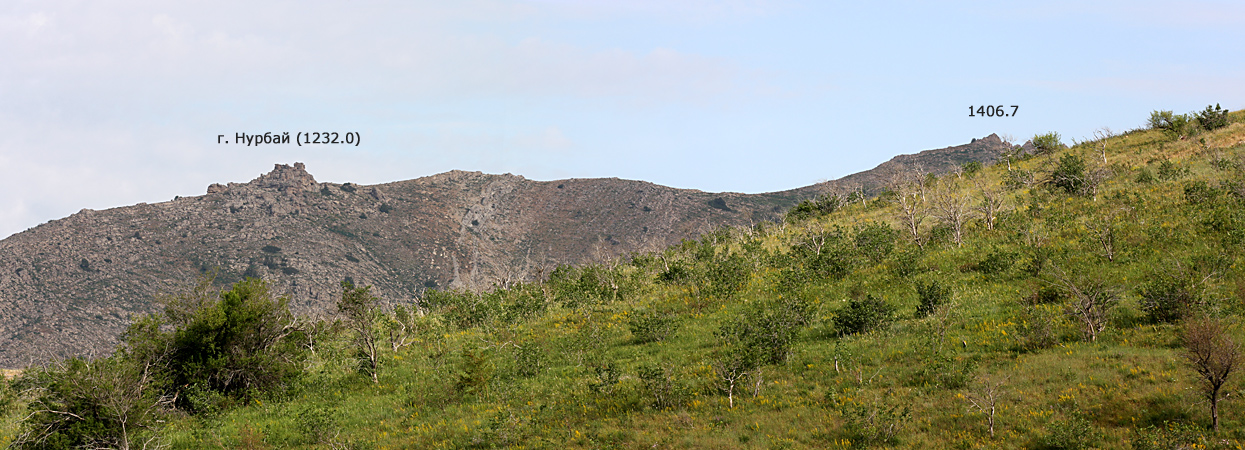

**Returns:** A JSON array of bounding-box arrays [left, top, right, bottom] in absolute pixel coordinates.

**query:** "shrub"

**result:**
[[149, 277, 305, 410], [423, 289, 496, 329], [1148, 110, 1176, 130], [1183, 181, 1220, 205], [718, 296, 812, 365], [1032, 132, 1064, 154], [1051, 153, 1087, 195], [628, 309, 679, 344], [1043, 413, 1099, 450], [854, 221, 897, 264], [1156, 160, 1188, 181], [1131, 422, 1215, 450], [962, 161, 983, 177], [1195, 103, 1230, 131], [1003, 169, 1034, 190], [888, 247, 924, 278], [834, 295, 895, 336], [838, 394, 911, 447], [1015, 305, 1062, 352], [914, 279, 951, 319], [454, 344, 494, 399], [637, 364, 684, 410], [786, 194, 841, 222], [1135, 167, 1156, 184]]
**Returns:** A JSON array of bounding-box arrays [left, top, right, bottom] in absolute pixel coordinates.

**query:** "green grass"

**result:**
[[7, 111, 1245, 449]]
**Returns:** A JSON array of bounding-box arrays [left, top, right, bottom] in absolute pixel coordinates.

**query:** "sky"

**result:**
[[2, 0, 1243, 240]]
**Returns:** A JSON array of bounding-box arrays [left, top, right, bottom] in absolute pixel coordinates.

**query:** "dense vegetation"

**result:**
[[3, 106, 1245, 449]]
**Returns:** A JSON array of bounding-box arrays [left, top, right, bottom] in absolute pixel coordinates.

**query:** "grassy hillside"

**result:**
[[3, 107, 1245, 449]]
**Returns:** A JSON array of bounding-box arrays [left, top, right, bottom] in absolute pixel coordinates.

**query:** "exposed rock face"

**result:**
[[0, 135, 1010, 368]]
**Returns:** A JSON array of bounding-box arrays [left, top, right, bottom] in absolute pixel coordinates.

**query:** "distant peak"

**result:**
[[251, 162, 319, 192]]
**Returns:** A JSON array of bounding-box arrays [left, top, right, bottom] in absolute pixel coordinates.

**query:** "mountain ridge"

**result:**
[[0, 135, 1011, 368]]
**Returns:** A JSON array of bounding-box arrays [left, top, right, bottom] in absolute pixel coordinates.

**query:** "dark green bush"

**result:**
[[1156, 160, 1188, 181], [1183, 181, 1220, 204], [914, 279, 951, 318], [1148, 110, 1176, 130], [834, 295, 895, 336], [972, 249, 1017, 276], [1137, 271, 1201, 324], [628, 309, 679, 343], [1195, 103, 1230, 131], [142, 277, 305, 411], [1051, 153, 1087, 195], [786, 194, 841, 222], [889, 247, 924, 278], [699, 253, 750, 299], [1135, 167, 1156, 184]]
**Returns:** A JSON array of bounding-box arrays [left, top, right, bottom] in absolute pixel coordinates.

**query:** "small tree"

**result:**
[[339, 281, 382, 383], [1183, 315, 1239, 432], [890, 170, 928, 248], [1050, 266, 1118, 342], [930, 177, 973, 246], [964, 376, 1007, 438], [975, 179, 1006, 231]]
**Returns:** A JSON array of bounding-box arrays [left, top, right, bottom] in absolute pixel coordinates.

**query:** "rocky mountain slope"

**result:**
[[0, 135, 1010, 367]]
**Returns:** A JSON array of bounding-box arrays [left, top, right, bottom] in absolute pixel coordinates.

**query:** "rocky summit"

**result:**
[[0, 136, 1010, 367]]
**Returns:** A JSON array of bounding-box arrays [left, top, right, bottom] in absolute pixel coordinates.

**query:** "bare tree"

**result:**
[[975, 179, 1006, 231], [1093, 127, 1114, 164], [964, 376, 1007, 438], [1183, 315, 1240, 432], [1050, 265, 1118, 342], [890, 171, 928, 248], [930, 176, 974, 246]]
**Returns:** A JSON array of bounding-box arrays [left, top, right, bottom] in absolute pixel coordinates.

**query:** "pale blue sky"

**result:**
[[2, 0, 1243, 239]]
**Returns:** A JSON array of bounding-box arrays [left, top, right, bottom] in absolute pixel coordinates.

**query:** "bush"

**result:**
[[1003, 169, 1034, 190], [628, 309, 679, 344], [888, 247, 924, 278], [1042, 413, 1099, 450], [1050, 153, 1087, 195], [914, 279, 950, 319], [146, 277, 305, 410], [834, 295, 895, 336], [1033, 132, 1064, 154], [786, 194, 841, 222], [1137, 270, 1201, 323], [637, 364, 684, 410], [1135, 167, 1156, 184], [1183, 181, 1220, 205], [854, 221, 897, 264], [1156, 160, 1188, 181], [423, 289, 496, 329], [1131, 422, 1218, 450], [718, 296, 813, 365], [838, 394, 911, 447], [1195, 103, 1230, 131], [1148, 110, 1176, 130]]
